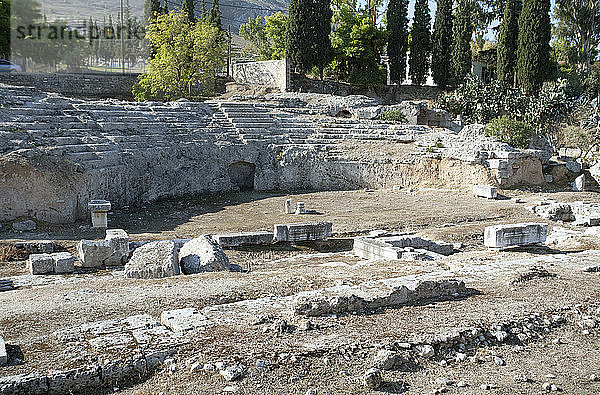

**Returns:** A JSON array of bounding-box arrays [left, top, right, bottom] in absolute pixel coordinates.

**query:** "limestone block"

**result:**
[[353, 238, 402, 260], [213, 232, 273, 247], [274, 221, 333, 242], [590, 162, 600, 185], [284, 199, 292, 214], [179, 236, 236, 274], [573, 174, 585, 192], [78, 229, 130, 268], [15, 240, 55, 254], [88, 200, 111, 228], [125, 240, 180, 279], [27, 253, 54, 275], [12, 219, 37, 232], [0, 372, 48, 394], [0, 336, 6, 366], [105, 229, 130, 266], [295, 202, 305, 214], [47, 366, 101, 394], [472, 185, 498, 199], [51, 252, 75, 274], [160, 308, 212, 332], [484, 223, 548, 248]]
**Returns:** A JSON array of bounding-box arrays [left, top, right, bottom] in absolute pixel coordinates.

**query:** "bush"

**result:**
[[486, 116, 533, 149], [380, 109, 408, 122]]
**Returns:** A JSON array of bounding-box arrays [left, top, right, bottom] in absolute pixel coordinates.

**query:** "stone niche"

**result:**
[[228, 161, 256, 191]]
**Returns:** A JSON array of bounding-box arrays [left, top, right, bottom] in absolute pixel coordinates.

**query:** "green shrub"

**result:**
[[380, 110, 408, 123], [486, 116, 533, 149]]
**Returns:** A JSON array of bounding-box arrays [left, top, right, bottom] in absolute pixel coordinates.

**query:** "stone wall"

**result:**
[[0, 72, 140, 100], [291, 75, 444, 104], [232, 59, 290, 92]]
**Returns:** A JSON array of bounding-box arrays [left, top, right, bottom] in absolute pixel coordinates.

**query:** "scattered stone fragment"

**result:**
[[415, 344, 435, 358], [362, 368, 382, 389], [455, 352, 467, 362], [456, 381, 467, 388], [373, 349, 397, 370], [12, 219, 37, 232], [493, 356, 505, 366], [566, 161, 582, 173], [472, 185, 498, 199], [179, 236, 238, 274], [220, 364, 244, 381], [190, 362, 203, 372], [285, 199, 293, 214], [479, 384, 492, 390], [0, 336, 6, 366], [295, 202, 306, 214], [27, 253, 54, 275], [484, 223, 547, 248], [589, 374, 598, 382], [125, 240, 180, 279]]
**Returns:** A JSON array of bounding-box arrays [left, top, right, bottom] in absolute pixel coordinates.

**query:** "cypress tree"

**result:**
[[408, 0, 432, 86], [387, 0, 409, 84], [431, 0, 453, 88], [517, 0, 550, 93], [497, 0, 521, 85], [143, 0, 162, 24], [311, 0, 333, 78], [287, 0, 332, 75], [451, 0, 473, 85], [209, 0, 222, 29], [182, 0, 196, 23]]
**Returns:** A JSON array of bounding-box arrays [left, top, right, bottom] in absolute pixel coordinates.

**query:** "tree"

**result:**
[[409, 0, 432, 86], [431, 0, 454, 88], [329, 2, 387, 85], [239, 12, 287, 60], [208, 0, 222, 29], [451, 0, 474, 85], [133, 11, 227, 101], [287, 0, 332, 77], [182, 0, 196, 23], [517, 0, 551, 92], [0, 0, 10, 58], [553, 0, 600, 70], [387, 0, 409, 84], [496, 0, 521, 85], [144, 0, 162, 25]]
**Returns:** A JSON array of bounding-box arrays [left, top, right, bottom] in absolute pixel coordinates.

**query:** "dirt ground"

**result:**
[[1, 188, 600, 394]]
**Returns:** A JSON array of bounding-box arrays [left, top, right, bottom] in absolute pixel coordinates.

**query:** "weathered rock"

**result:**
[[12, 219, 36, 232], [160, 308, 212, 332], [274, 222, 333, 242], [573, 174, 585, 191], [590, 162, 600, 185], [213, 232, 273, 248], [0, 336, 6, 366], [0, 372, 48, 394], [179, 236, 236, 274], [373, 349, 398, 370], [27, 253, 54, 275], [125, 240, 180, 279], [78, 229, 130, 268], [362, 368, 382, 389], [52, 252, 75, 274], [220, 364, 244, 381], [472, 185, 498, 199], [484, 223, 548, 248], [566, 161, 582, 173]]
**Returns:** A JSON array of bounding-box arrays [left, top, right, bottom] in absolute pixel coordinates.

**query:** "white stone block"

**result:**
[[295, 202, 305, 214], [572, 174, 585, 192], [472, 185, 498, 199], [274, 221, 333, 242], [284, 199, 292, 214], [484, 223, 548, 248], [51, 252, 75, 274], [88, 200, 111, 228], [27, 253, 54, 275]]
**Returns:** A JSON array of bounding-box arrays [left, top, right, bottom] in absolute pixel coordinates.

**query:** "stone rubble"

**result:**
[[472, 185, 498, 199], [353, 235, 454, 261], [11, 220, 37, 232], [14, 240, 55, 254], [530, 200, 600, 226], [213, 232, 273, 248], [0, 336, 6, 367]]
